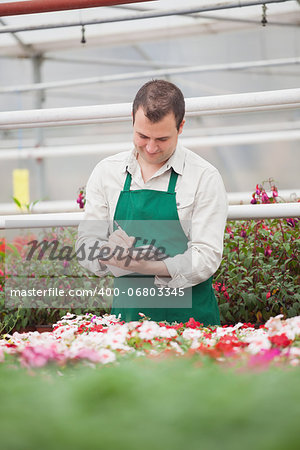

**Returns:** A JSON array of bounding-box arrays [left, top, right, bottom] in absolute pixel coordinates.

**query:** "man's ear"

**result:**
[[178, 119, 185, 135]]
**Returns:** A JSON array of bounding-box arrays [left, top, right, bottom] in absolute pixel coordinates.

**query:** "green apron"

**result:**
[[110, 169, 220, 326]]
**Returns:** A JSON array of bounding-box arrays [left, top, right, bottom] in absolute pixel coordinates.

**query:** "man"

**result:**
[[76, 80, 228, 325]]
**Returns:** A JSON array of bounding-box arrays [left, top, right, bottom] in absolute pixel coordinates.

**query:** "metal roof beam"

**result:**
[[0, 1, 293, 34], [1, 57, 299, 94]]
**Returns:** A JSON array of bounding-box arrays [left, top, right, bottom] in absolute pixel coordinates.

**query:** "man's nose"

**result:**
[[146, 140, 158, 153]]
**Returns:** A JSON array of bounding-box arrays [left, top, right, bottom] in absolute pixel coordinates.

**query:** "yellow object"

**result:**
[[13, 169, 30, 208], [256, 311, 263, 323]]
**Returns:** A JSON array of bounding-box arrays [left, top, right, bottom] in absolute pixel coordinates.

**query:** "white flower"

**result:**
[[182, 328, 201, 341], [98, 348, 116, 364], [138, 321, 161, 340], [169, 341, 184, 354], [214, 326, 235, 338], [104, 324, 129, 350], [245, 331, 271, 355], [54, 327, 76, 344], [265, 314, 284, 336], [157, 327, 177, 339]]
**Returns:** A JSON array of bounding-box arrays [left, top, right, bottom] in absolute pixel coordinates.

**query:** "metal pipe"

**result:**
[[1, 202, 300, 229], [0, 0, 153, 17], [228, 203, 300, 220], [0, 0, 291, 33], [44, 55, 189, 69], [0, 18, 35, 57], [1, 88, 300, 129], [0, 190, 299, 215], [1, 129, 300, 160], [2, 119, 299, 147], [1, 57, 299, 94]]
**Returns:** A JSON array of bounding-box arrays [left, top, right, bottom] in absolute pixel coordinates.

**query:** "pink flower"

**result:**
[[286, 218, 297, 227], [271, 185, 278, 197], [21, 345, 64, 368], [240, 229, 247, 238], [249, 348, 281, 367], [261, 192, 270, 203], [264, 246, 272, 257], [73, 348, 101, 363]]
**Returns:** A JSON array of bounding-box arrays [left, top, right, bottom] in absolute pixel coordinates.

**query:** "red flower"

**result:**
[[185, 318, 202, 329], [269, 334, 292, 348], [241, 323, 255, 329], [215, 335, 246, 354], [12, 234, 37, 256], [0, 239, 5, 253]]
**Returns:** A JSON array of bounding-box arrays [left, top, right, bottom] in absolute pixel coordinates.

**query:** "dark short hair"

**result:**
[[132, 79, 185, 130]]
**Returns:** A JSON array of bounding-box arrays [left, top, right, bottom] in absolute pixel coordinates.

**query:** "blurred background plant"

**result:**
[[0, 227, 112, 334], [214, 179, 299, 324]]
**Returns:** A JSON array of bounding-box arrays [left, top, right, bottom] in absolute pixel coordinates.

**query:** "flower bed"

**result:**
[[1, 313, 299, 369], [1, 312, 299, 450]]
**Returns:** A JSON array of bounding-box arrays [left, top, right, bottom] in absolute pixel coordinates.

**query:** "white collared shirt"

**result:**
[[76, 143, 228, 289]]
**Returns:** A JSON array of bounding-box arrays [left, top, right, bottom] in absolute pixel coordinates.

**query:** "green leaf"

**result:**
[[12, 197, 22, 208]]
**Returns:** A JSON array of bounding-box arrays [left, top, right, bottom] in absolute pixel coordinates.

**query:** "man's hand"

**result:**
[[98, 229, 170, 276], [98, 228, 135, 268], [106, 228, 136, 255]]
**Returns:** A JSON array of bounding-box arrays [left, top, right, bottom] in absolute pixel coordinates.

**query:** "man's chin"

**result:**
[[138, 150, 163, 164]]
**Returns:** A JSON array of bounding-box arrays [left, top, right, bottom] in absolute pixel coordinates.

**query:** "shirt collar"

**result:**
[[123, 142, 185, 176]]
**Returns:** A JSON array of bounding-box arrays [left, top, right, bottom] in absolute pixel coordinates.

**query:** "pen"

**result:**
[[114, 220, 123, 231]]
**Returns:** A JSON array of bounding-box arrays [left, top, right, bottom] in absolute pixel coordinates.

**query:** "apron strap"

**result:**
[[167, 169, 179, 193], [123, 169, 178, 193], [123, 172, 132, 191]]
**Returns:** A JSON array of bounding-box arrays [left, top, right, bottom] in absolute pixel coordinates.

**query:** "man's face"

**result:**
[[133, 107, 185, 168]]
